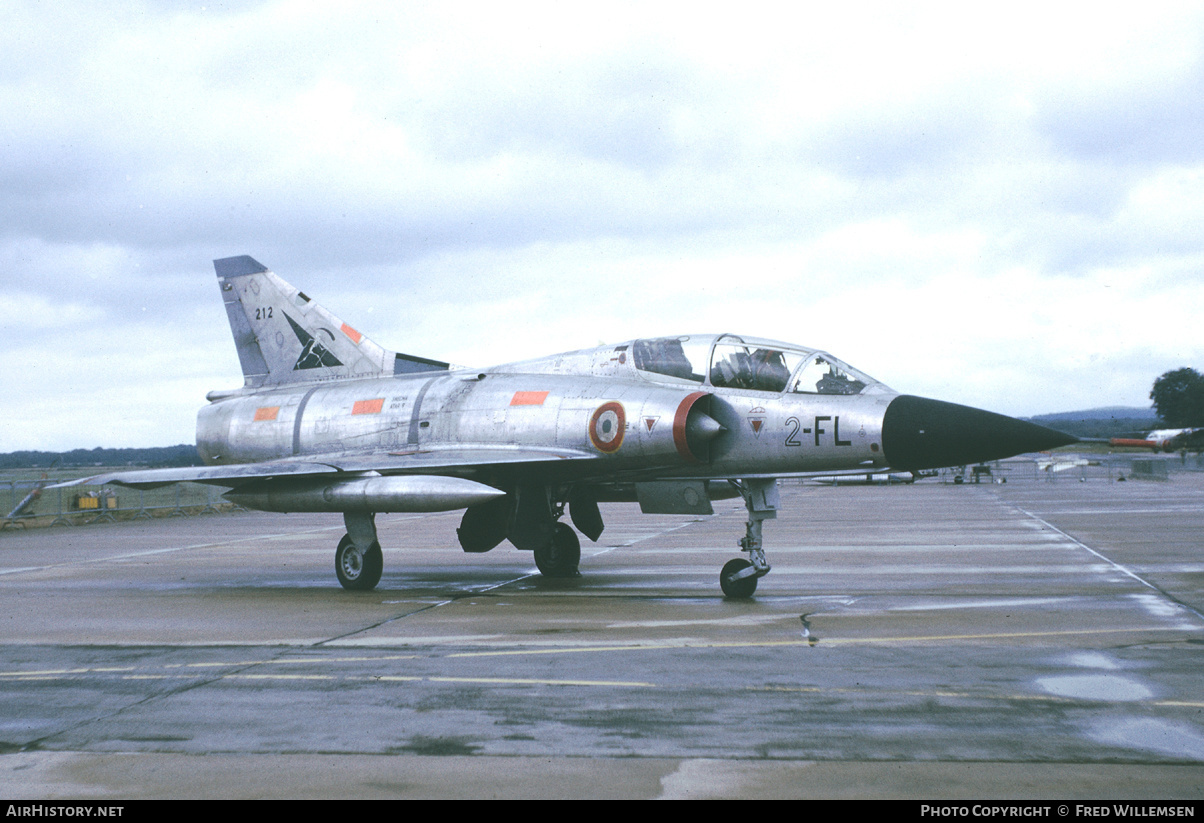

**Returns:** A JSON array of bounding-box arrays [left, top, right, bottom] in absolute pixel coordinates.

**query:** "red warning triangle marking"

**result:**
[[644, 417, 659, 432]]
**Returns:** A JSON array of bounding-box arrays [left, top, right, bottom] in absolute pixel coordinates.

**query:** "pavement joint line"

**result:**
[[0, 526, 349, 575], [611, 519, 704, 549], [1003, 499, 1204, 625], [315, 574, 539, 646], [441, 625, 1187, 656], [423, 676, 656, 687], [10, 664, 1203, 708], [1, 625, 1189, 683], [0, 514, 446, 578], [314, 519, 704, 647], [6, 622, 1190, 684], [750, 684, 1204, 709]]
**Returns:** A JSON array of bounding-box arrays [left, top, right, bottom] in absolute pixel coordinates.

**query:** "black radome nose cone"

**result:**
[[882, 395, 1077, 471]]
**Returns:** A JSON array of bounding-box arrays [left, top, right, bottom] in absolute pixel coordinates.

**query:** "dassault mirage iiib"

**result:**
[[63, 256, 1075, 597]]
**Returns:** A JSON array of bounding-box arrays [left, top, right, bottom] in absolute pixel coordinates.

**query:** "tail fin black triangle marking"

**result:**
[[285, 313, 344, 370]]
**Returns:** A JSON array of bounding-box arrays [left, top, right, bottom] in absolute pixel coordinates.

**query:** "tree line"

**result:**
[[0, 445, 201, 471]]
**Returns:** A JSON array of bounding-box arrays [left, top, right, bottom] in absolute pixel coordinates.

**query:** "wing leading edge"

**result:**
[[50, 446, 598, 490]]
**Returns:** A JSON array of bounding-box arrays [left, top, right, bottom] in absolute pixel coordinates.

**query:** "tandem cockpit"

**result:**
[[627, 334, 890, 396]]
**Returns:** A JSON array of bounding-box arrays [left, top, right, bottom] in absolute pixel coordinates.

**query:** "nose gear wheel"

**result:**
[[720, 557, 758, 598]]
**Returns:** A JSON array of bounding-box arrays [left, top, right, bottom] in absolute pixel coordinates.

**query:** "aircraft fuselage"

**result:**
[[198, 369, 892, 480]]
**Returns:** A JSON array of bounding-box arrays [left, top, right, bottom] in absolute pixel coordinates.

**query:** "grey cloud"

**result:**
[[811, 92, 997, 180], [1037, 56, 1204, 166], [406, 44, 725, 171]]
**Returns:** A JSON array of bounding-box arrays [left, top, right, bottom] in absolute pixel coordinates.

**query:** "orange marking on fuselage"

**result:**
[[510, 391, 549, 406], [352, 398, 385, 415]]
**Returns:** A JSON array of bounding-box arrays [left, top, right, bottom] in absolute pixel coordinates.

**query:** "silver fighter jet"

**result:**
[[61, 256, 1076, 597]]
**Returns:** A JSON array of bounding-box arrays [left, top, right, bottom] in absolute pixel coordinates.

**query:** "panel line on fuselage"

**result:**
[[406, 375, 443, 447], [292, 385, 322, 456]]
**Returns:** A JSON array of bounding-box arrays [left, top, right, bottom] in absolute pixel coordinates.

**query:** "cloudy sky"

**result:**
[[4, 1, 1204, 451]]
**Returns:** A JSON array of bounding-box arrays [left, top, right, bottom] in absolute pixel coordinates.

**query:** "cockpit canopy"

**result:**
[[628, 334, 887, 395]]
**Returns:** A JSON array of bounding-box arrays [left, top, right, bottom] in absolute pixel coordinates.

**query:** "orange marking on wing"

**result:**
[[253, 406, 280, 422], [341, 323, 362, 344], [352, 398, 385, 415], [510, 391, 549, 406]]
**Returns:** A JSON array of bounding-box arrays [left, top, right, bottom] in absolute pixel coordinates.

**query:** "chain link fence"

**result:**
[[1, 469, 235, 530], [934, 451, 1199, 484]]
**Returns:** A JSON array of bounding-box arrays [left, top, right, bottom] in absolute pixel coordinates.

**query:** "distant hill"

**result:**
[[1025, 407, 1159, 439], [1028, 406, 1157, 423], [0, 445, 201, 471]]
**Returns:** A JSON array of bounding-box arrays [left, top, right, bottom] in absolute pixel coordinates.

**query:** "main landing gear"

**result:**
[[719, 478, 778, 598], [457, 487, 594, 580], [508, 486, 586, 580], [534, 522, 581, 578], [330, 481, 779, 595], [336, 511, 383, 591]]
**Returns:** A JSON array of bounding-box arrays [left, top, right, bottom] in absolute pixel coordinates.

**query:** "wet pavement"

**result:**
[[1, 466, 1201, 798]]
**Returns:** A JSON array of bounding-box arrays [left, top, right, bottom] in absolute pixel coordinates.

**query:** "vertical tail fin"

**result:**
[[213, 256, 448, 388]]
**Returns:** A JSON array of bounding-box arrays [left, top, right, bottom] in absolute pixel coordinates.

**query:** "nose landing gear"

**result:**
[[719, 478, 778, 598]]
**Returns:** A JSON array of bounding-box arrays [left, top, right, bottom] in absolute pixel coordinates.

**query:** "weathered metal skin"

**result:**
[[198, 369, 892, 480], [224, 474, 505, 513], [697, 389, 890, 477]]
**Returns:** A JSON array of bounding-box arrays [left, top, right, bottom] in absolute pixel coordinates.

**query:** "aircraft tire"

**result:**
[[534, 523, 581, 578], [335, 533, 383, 591], [720, 558, 757, 598]]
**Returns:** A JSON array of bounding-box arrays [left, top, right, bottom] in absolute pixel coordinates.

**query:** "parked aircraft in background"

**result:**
[[811, 470, 938, 485], [1109, 428, 1204, 452], [1036, 456, 1091, 473], [57, 257, 1075, 597]]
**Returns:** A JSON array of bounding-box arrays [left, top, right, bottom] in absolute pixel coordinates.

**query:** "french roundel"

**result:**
[[589, 402, 626, 453]]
